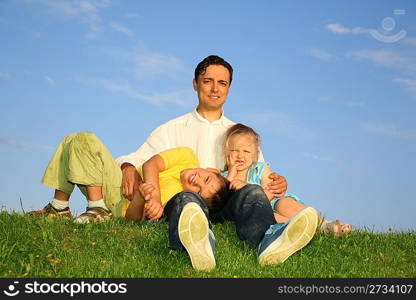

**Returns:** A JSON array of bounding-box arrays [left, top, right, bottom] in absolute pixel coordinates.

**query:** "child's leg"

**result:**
[[86, 186, 103, 201], [275, 196, 307, 220], [66, 132, 124, 214], [41, 133, 78, 199], [36, 132, 123, 221], [28, 134, 78, 217], [125, 191, 146, 221], [164, 191, 215, 271], [320, 219, 352, 236], [276, 197, 352, 236], [273, 212, 289, 223], [29, 188, 73, 217], [50, 190, 71, 211], [74, 185, 113, 224], [54, 190, 70, 201], [85, 186, 108, 210], [275, 195, 352, 236]]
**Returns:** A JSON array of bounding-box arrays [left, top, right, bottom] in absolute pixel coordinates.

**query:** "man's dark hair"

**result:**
[[194, 55, 233, 84], [205, 173, 232, 212]]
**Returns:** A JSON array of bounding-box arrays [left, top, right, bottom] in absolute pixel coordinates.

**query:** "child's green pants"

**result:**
[[41, 132, 127, 217]]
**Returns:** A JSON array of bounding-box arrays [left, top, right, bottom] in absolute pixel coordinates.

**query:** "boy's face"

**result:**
[[225, 134, 258, 171], [180, 168, 223, 199]]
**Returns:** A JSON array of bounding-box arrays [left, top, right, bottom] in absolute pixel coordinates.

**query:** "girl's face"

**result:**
[[225, 133, 259, 172]]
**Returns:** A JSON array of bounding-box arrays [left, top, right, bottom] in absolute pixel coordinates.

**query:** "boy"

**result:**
[[29, 132, 230, 225], [124, 146, 231, 221]]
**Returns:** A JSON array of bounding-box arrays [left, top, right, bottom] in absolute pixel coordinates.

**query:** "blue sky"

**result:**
[[1, 0, 415, 232]]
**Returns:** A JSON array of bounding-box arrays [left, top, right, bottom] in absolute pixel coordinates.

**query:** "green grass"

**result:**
[[0, 211, 415, 278]]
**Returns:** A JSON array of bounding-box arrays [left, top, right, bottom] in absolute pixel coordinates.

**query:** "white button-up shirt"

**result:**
[[116, 109, 264, 169]]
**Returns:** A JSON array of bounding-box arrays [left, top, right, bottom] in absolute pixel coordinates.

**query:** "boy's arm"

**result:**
[[260, 164, 276, 201], [141, 154, 165, 221]]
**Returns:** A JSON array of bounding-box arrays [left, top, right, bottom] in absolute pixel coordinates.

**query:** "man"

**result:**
[[117, 55, 287, 213], [116, 55, 319, 270]]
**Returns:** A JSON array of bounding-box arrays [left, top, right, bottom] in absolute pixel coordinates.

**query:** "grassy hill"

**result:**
[[0, 211, 415, 278]]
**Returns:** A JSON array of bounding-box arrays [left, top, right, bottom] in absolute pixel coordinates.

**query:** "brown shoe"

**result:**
[[74, 207, 112, 224], [27, 203, 73, 219]]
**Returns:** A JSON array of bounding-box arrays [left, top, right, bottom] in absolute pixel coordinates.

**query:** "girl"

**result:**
[[221, 123, 352, 237]]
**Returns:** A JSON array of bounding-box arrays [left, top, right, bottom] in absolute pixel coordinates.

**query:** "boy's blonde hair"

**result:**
[[223, 123, 261, 171]]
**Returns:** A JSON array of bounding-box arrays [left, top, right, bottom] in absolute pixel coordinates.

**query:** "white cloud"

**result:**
[[126, 12, 138, 19], [109, 22, 134, 37], [0, 137, 54, 151], [0, 72, 10, 79], [326, 22, 411, 44], [347, 49, 416, 93], [325, 23, 350, 34], [107, 46, 188, 79], [393, 78, 416, 88], [304, 152, 338, 164], [346, 49, 415, 71], [303, 152, 356, 173], [308, 48, 337, 62], [80, 77, 194, 107], [44, 76, 54, 84], [318, 96, 366, 108], [325, 23, 370, 35], [246, 111, 318, 142], [134, 52, 185, 76], [362, 123, 416, 139], [30, 0, 111, 16], [402, 36, 416, 46], [318, 96, 332, 103], [25, 0, 111, 38], [342, 101, 366, 107], [393, 78, 416, 93]]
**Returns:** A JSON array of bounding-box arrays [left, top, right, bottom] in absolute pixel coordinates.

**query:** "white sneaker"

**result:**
[[178, 202, 216, 271], [258, 207, 319, 265]]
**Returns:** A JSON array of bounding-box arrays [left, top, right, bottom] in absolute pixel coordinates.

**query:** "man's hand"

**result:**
[[265, 173, 287, 197], [121, 163, 141, 199]]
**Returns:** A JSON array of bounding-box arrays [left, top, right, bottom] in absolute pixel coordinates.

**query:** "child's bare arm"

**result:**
[[226, 165, 238, 181], [225, 153, 243, 181], [229, 179, 248, 190], [260, 164, 276, 201], [141, 154, 165, 221]]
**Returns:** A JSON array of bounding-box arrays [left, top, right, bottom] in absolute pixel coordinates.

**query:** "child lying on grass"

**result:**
[[124, 146, 231, 221], [28, 132, 230, 223]]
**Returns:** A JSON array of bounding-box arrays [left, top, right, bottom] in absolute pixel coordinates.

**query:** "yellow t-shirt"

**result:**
[[122, 147, 199, 216], [150, 147, 199, 206]]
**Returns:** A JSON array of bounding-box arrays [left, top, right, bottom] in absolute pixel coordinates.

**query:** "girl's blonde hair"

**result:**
[[223, 123, 261, 171]]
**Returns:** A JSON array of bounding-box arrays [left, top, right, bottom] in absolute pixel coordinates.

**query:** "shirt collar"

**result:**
[[190, 108, 228, 126]]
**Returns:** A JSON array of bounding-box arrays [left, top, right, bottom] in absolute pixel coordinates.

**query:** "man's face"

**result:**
[[180, 168, 223, 200], [193, 64, 231, 111]]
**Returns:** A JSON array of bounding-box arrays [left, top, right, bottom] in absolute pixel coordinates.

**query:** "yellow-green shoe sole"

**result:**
[[178, 203, 215, 271], [259, 207, 319, 265]]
